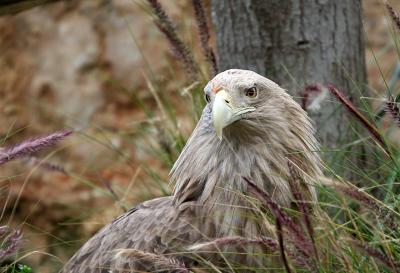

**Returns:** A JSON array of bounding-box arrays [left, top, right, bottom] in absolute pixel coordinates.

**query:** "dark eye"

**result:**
[[205, 94, 211, 103], [245, 87, 257, 98]]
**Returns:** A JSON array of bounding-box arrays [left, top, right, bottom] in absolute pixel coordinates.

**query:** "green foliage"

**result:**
[[9, 264, 32, 273], [0, 262, 32, 273]]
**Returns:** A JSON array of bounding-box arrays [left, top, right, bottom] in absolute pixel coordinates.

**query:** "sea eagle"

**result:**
[[61, 69, 322, 272]]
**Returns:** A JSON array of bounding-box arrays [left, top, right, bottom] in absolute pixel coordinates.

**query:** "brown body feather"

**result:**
[[61, 70, 322, 272], [62, 197, 214, 272]]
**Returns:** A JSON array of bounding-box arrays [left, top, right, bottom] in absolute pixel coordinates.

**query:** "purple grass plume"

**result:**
[[243, 177, 315, 269], [386, 3, 400, 32], [24, 156, 68, 175], [0, 129, 73, 166], [324, 179, 398, 230], [115, 249, 189, 273], [276, 219, 293, 273], [327, 83, 389, 154], [191, 0, 218, 76], [350, 239, 400, 273], [0, 226, 23, 263], [386, 95, 400, 127], [287, 162, 319, 262], [146, 0, 198, 81]]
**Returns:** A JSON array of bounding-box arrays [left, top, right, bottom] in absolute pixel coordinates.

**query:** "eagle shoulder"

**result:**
[[61, 197, 209, 273]]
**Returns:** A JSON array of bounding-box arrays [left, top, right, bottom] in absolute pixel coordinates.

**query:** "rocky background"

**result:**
[[0, 0, 399, 272]]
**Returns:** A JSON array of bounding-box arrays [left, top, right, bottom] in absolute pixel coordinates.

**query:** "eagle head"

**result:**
[[203, 69, 305, 142], [171, 69, 321, 207]]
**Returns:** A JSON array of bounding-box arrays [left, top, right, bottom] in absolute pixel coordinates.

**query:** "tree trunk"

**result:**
[[211, 0, 367, 152]]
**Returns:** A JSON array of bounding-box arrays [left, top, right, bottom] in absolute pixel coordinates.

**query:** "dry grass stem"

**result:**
[[115, 249, 189, 273], [187, 236, 278, 252]]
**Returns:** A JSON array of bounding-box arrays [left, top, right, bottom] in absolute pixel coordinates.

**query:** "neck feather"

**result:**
[[170, 100, 322, 210]]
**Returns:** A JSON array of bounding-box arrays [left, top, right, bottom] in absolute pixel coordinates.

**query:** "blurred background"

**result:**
[[0, 0, 399, 272]]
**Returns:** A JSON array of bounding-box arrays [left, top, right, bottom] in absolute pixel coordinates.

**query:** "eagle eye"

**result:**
[[205, 94, 211, 103], [245, 87, 257, 98]]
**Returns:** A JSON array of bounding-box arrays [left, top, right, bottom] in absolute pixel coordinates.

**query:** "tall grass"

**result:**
[[0, 130, 72, 272], [129, 1, 400, 272]]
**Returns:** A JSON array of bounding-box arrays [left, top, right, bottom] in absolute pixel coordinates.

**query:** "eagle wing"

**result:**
[[61, 196, 211, 273]]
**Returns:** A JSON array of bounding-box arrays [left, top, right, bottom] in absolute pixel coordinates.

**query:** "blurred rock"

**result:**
[[0, 0, 200, 271]]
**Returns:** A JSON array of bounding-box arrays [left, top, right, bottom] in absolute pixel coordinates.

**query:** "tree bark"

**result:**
[[211, 0, 367, 150]]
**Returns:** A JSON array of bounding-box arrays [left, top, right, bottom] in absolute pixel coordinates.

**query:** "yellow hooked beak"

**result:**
[[212, 89, 256, 140]]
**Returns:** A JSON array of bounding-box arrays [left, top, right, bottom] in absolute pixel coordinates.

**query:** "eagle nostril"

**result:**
[[225, 100, 230, 104]]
